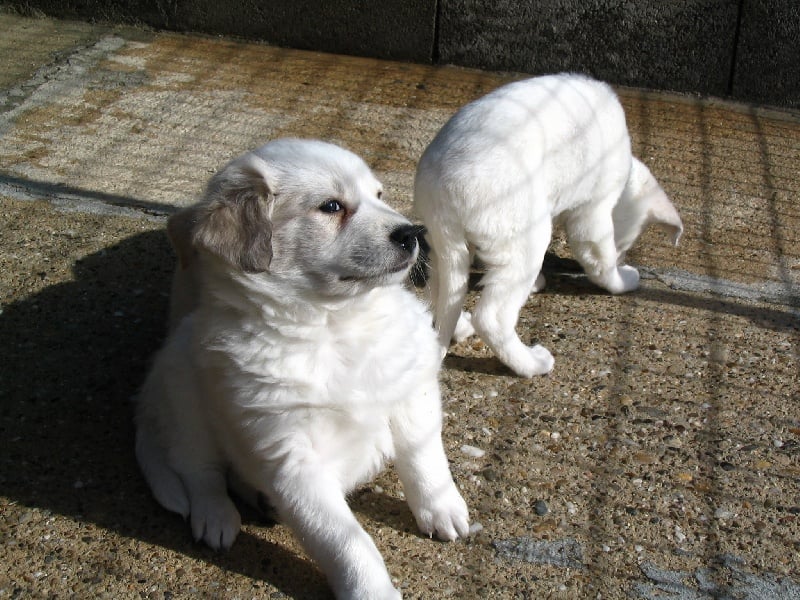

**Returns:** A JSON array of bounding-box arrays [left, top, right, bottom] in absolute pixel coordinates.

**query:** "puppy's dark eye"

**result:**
[[377, 190, 383, 199], [319, 199, 344, 214]]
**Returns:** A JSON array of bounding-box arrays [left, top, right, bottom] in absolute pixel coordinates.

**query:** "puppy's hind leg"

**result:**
[[181, 466, 242, 551], [135, 423, 190, 518], [136, 365, 192, 518], [136, 354, 241, 550], [566, 206, 640, 294], [471, 228, 554, 377], [136, 422, 242, 550], [139, 419, 241, 551], [428, 232, 472, 358]]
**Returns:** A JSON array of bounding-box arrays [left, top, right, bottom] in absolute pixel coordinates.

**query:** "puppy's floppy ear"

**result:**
[[192, 153, 278, 273]]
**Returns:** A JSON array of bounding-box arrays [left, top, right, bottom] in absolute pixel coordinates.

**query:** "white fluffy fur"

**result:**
[[414, 74, 683, 377], [136, 139, 469, 600]]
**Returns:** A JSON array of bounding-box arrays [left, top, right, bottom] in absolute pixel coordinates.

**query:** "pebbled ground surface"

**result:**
[[1, 13, 798, 600]]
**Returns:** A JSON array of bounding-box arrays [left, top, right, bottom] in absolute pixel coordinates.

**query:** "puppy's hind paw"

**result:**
[[505, 344, 554, 378], [532, 272, 546, 293], [599, 264, 640, 294], [529, 344, 555, 373], [190, 494, 242, 551], [414, 485, 470, 542], [453, 311, 475, 342], [617, 265, 640, 292]]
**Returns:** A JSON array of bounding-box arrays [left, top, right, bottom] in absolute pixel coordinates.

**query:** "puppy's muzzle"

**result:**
[[390, 224, 426, 255]]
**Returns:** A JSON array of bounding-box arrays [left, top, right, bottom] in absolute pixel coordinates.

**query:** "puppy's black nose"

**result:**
[[390, 224, 424, 254]]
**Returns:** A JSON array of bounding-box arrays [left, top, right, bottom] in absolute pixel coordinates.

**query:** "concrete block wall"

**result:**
[[2, 0, 797, 108], [733, 0, 800, 108], [438, 0, 741, 98]]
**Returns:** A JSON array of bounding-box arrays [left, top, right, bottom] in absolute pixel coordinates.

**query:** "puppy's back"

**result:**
[[423, 75, 623, 164], [416, 74, 631, 227]]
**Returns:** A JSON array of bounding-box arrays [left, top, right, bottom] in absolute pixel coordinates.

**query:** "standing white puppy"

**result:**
[[415, 74, 683, 377], [136, 139, 469, 599]]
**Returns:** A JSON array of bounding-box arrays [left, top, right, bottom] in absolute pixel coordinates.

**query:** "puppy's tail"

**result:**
[[631, 158, 683, 245], [614, 158, 683, 254], [135, 423, 190, 519]]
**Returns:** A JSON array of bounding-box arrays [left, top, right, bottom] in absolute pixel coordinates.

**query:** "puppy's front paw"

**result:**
[[342, 583, 402, 600], [190, 494, 241, 550], [413, 484, 470, 541], [332, 568, 402, 600], [340, 587, 401, 600], [453, 311, 475, 342]]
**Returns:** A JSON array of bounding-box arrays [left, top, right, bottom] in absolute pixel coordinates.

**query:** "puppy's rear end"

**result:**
[[414, 74, 683, 378]]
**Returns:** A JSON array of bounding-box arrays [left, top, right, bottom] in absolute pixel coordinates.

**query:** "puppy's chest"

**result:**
[[209, 303, 432, 406], [297, 319, 417, 396]]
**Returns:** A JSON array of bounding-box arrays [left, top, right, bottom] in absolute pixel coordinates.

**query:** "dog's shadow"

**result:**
[[1, 229, 419, 598]]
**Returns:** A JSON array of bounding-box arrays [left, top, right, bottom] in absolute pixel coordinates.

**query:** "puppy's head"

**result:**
[[168, 139, 420, 297]]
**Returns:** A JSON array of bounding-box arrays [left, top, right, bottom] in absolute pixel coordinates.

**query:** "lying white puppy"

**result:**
[[136, 139, 469, 599], [415, 73, 683, 377]]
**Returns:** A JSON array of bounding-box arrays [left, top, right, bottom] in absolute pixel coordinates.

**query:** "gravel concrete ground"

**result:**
[[1, 13, 798, 600]]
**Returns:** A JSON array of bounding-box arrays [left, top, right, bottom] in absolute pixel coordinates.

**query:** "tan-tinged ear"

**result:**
[[166, 205, 200, 269], [647, 187, 684, 246], [192, 153, 277, 273]]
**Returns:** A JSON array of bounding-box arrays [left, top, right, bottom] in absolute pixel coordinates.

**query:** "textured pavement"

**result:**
[[1, 13, 798, 600]]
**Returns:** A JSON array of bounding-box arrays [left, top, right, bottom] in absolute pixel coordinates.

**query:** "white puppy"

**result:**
[[414, 74, 683, 377], [136, 139, 469, 599]]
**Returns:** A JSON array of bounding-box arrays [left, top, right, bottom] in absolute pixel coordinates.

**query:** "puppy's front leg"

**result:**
[[270, 464, 401, 600], [392, 382, 470, 541]]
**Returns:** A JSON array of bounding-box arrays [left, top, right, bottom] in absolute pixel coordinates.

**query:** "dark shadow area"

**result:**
[[0, 229, 337, 598], [349, 489, 422, 537], [0, 174, 178, 217], [443, 354, 515, 377]]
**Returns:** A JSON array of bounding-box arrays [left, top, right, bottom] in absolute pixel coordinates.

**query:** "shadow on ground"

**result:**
[[0, 228, 340, 597], [1, 195, 797, 598]]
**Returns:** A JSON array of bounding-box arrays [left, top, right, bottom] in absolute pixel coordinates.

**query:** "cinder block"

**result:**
[[3, 0, 171, 28], [4, 0, 797, 107], [438, 0, 740, 97], [4, 0, 437, 62], [733, 1, 799, 109], [173, 0, 437, 62]]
